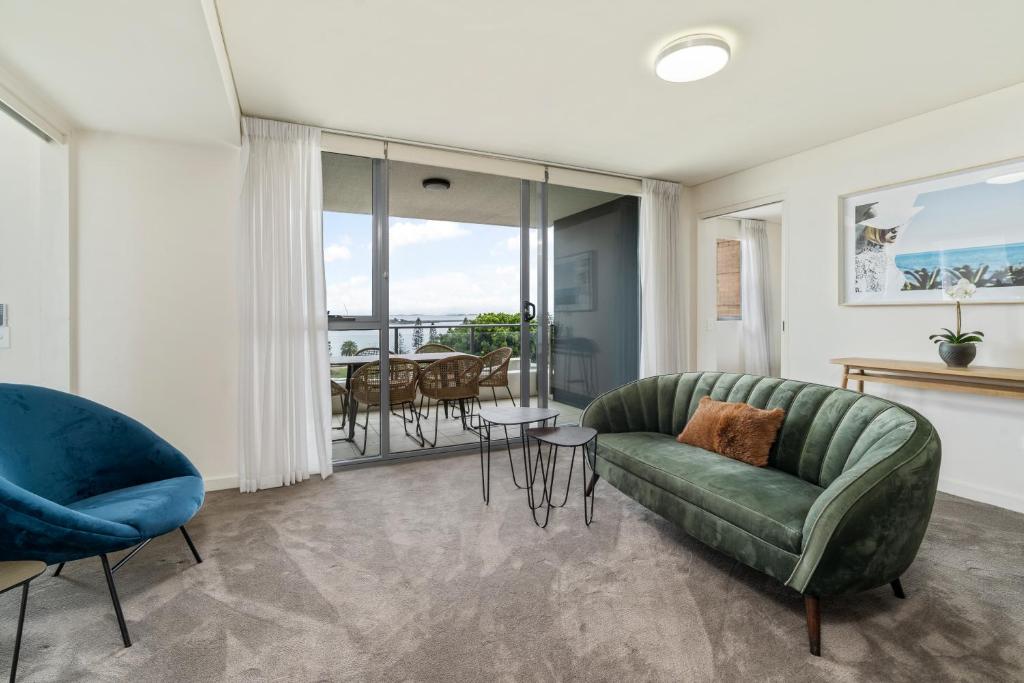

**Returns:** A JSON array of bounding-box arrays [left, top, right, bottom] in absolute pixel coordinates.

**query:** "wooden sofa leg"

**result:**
[[891, 578, 906, 599], [804, 595, 821, 656]]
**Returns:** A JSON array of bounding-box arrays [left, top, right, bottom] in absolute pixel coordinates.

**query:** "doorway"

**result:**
[[322, 151, 640, 464], [697, 202, 785, 376]]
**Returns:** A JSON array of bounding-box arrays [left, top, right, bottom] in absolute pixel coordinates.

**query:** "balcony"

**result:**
[[330, 321, 585, 461]]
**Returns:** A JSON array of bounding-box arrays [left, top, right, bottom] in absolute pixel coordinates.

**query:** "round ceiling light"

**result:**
[[655, 34, 731, 83], [985, 170, 1024, 185], [422, 177, 451, 191]]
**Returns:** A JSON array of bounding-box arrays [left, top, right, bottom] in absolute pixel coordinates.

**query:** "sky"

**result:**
[[324, 211, 553, 317], [858, 169, 1024, 255]]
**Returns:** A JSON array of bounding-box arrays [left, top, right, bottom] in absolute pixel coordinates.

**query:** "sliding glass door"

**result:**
[[386, 160, 525, 456], [324, 149, 640, 464], [530, 183, 640, 413]]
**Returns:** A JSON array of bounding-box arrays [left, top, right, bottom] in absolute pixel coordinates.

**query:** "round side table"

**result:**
[[475, 406, 559, 507], [1, 560, 46, 682], [525, 425, 598, 528]]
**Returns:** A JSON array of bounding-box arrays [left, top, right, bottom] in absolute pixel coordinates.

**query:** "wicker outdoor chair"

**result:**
[[417, 354, 484, 448], [349, 358, 423, 455], [415, 343, 456, 353], [478, 347, 515, 406], [355, 347, 380, 356]]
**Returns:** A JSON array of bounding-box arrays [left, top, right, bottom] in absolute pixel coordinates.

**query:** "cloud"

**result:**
[[390, 220, 469, 249], [324, 243, 352, 262], [326, 275, 372, 316], [388, 269, 519, 314]]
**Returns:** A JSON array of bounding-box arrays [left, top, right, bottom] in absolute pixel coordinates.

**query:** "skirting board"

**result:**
[[204, 475, 239, 492], [939, 476, 1024, 514]]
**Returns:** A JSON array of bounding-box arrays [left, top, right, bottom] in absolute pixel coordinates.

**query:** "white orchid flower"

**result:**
[[945, 278, 977, 301]]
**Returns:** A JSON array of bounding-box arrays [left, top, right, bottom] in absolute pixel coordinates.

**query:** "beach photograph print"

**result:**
[[842, 159, 1024, 305]]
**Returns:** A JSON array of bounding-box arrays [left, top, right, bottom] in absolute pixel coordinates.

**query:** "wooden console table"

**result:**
[[831, 357, 1024, 400]]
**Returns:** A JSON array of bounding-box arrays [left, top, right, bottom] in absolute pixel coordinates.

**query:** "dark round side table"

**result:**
[[475, 406, 559, 507], [525, 425, 598, 528]]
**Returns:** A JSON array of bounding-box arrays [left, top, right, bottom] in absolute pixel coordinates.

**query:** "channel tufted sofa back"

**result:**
[[579, 372, 924, 488]]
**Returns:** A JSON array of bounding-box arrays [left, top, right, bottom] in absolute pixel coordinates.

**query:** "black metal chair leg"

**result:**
[[403, 401, 425, 447], [99, 554, 132, 648], [52, 562, 65, 577], [506, 385, 516, 406], [110, 539, 152, 573], [891, 578, 906, 599], [356, 401, 371, 455], [180, 526, 203, 564], [10, 581, 29, 683], [418, 398, 440, 448]]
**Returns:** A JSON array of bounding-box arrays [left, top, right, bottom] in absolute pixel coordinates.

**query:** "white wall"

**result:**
[[0, 110, 69, 389], [692, 83, 1024, 513], [73, 132, 240, 488]]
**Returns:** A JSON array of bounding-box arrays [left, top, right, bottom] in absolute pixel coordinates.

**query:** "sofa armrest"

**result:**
[[786, 417, 941, 596]]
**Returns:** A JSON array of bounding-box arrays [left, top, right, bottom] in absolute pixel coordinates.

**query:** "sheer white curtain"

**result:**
[[740, 219, 772, 376], [238, 117, 332, 492], [639, 179, 688, 377]]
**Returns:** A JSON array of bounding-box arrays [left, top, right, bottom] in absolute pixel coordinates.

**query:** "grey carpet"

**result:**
[[4, 450, 1023, 682]]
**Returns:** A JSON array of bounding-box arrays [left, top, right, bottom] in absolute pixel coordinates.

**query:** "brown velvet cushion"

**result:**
[[677, 397, 786, 467]]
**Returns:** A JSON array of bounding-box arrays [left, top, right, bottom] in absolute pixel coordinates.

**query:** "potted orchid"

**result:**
[[929, 278, 984, 367]]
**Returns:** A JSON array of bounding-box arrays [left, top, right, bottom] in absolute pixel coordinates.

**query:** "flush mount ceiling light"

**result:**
[[985, 170, 1024, 185], [422, 177, 451, 191], [655, 34, 731, 83]]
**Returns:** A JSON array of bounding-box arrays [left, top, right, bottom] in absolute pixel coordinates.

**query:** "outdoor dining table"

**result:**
[[331, 351, 464, 441]]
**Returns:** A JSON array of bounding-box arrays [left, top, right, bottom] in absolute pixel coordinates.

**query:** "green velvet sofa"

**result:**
[[579, 372, 941, 656]]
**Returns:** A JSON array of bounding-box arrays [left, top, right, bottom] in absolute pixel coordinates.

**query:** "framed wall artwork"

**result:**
[[840, 158, 1024, 305], [554, 250, 595, 312]]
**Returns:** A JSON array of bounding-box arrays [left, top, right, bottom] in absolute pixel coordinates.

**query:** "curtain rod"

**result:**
[[321, 124, 647, 183], [252, 115, 650, 184]]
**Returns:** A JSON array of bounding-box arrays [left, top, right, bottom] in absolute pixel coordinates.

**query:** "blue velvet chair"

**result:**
[[0, 384, 205, 648]]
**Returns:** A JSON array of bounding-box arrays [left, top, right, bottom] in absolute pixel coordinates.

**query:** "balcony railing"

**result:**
[[380, 321, 545, 358], [329, 321, 553, 382]]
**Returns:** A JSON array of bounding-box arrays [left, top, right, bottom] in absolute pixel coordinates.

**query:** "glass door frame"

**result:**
[[327, 156, 391, 463], [331, 155, 549, 466], [519, 177, 551, 409]]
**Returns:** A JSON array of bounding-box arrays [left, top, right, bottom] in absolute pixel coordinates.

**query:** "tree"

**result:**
[[412, 317, 424, 350], [437, 312, 533, 357], [340, 340, 358, 356]]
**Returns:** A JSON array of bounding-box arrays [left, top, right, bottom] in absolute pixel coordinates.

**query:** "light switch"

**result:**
[[0, 304, 9, 349]]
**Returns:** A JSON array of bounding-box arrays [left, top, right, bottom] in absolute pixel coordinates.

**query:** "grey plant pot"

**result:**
[[938, 342, 977, 368]]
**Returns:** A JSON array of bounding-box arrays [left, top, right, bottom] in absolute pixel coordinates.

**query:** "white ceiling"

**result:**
[[218, 0, 1024, 183], [2, 1, 1023, 184], [323, 154, 620, 227], [0, 0, 238, 145]]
